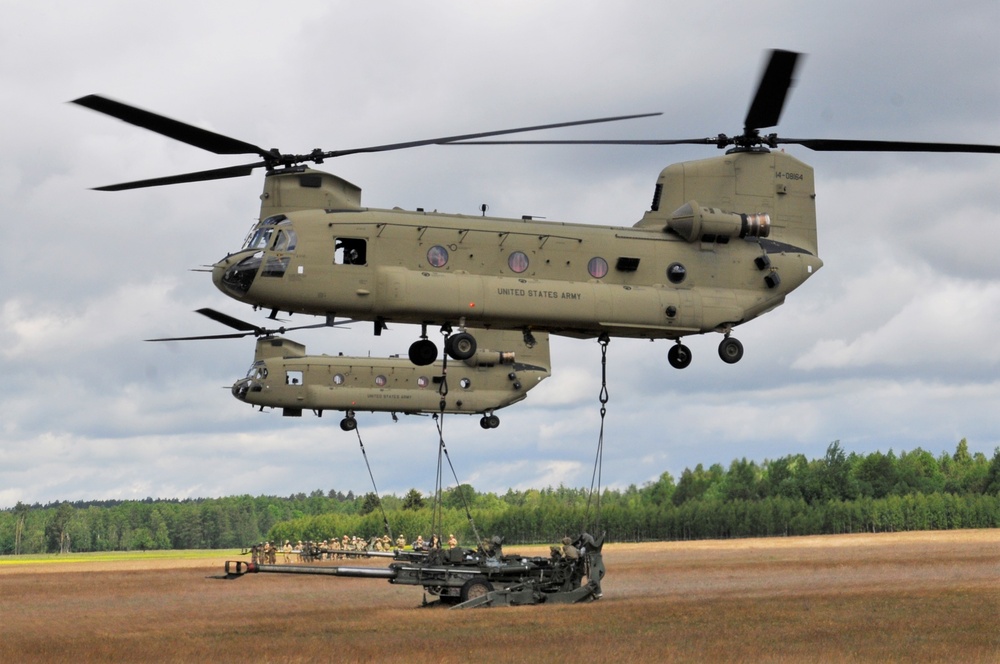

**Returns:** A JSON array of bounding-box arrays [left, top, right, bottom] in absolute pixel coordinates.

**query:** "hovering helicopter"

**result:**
[[76, 50, 999, 370], [149, 309, 551, 431]]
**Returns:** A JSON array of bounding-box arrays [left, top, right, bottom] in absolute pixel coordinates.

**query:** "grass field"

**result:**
[[1, 530, 997, 662]]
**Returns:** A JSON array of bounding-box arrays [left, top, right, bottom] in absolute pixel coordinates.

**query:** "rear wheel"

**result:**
[[445, 332, 477, 360], [460, 578, 494, 602]]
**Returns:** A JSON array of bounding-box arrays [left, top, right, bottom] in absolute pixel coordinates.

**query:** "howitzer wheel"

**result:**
[[460, 578, 494, 602]]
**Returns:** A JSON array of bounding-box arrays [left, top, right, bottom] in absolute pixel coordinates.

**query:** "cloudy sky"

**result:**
[[2, 1, 998, 508]]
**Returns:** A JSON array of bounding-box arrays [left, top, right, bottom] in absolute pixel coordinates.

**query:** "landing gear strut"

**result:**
[[479, 412, 500, 429], [340, 411, 357, 431]]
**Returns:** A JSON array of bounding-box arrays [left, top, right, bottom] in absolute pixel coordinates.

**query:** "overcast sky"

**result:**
[[2, 1, 998, 508]]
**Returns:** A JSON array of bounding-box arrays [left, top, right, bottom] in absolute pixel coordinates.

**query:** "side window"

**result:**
[[272, 229, 297, 252], [285, 370, 303, 386], [335, 238, 367, 265]]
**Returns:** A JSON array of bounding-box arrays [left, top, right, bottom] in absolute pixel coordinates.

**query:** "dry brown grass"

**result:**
[[1, 530, 997, 663]]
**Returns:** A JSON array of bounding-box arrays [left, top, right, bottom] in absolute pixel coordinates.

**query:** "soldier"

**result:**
[[561, 536, 579, 560], [283, 540, 292, 563], [448, 533, 458, 549], [396, 534, 406, 550]]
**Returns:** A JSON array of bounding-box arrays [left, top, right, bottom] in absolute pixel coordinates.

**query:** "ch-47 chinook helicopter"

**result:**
[[148, 309, 550, 431], [75, 50, 999, 370]]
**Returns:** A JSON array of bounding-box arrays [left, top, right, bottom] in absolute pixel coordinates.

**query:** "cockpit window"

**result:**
[[246, 362, 267, 379], [272, 229, 297, 252], [242, 215, 286, 251]]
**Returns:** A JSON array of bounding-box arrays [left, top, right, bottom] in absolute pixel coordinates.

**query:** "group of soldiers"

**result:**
[[248, 532, 462, 565]]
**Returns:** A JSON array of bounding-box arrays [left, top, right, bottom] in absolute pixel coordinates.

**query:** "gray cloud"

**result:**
[[2, 0, 998, 507]]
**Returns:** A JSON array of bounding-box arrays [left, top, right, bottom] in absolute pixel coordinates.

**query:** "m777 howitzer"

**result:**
[[223, 534, 605, 609]]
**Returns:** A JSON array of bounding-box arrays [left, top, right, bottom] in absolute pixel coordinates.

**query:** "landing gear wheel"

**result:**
[[480, 414, 500, 429], [460, 578, 494, 602], [667, 343, 692, 369], [340, 416, 357, 431], [444, 332, 477, 360], [408, 339, 438, 366], [718, 337, 744, 364]]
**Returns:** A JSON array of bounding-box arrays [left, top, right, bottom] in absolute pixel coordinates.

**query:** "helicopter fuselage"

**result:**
[[232, 329, 550, 429], [212, 150, 822, 357]]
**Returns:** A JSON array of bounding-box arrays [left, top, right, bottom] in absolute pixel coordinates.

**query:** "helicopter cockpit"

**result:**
[[219, 216, 298, 296], [231, 362, 266, 401]]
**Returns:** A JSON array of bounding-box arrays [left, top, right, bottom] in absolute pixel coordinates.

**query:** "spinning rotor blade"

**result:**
[[321, 112, 664, 158], [93, 162, 265, 191], [779, 138, 1000, 153], [451, 48, 999, 155], [72, 95, 273, 158], [75, 94, 662, 189], [145, 308, 333, 342], [743, 49, 801, 132]]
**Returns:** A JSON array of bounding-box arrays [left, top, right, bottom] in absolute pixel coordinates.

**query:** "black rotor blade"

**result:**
[[448, 138, 716, 146], [779, 138, 1000, 153], [147, 308, 336, 342], [197, 307, 336, 335], [94, 162, 265, 191], [744, 50, 801, 132], [195, 308, 262, 332], [72, 95, 273, 158], [146, 331, 255, 342], [322, 112, 663, 158]]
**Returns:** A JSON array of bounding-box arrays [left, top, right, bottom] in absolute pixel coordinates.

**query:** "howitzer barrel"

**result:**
[[224, 560, 397, 579]]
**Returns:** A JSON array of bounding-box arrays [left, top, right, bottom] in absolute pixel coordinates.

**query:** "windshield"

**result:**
[[242, 215, 286, 251]]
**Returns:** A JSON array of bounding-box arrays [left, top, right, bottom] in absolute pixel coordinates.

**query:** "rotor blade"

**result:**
[[447, 138, 716, 146], [93, 162, 265, 191], [779, 138, 1000, 153], [72, 95, 273, 158], [146, 331, 255, 342], [197, 308, 336, 335], [744, 50, 801, 132], [196, 308, 262, 332], [322, 112, 663, 158]]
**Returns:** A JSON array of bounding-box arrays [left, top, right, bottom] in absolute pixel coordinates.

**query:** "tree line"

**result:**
[[2, 439, 998, 554]]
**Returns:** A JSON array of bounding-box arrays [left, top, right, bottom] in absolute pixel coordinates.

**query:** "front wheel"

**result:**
[[718, 337, 744, 364], [408, 339, 438, 366], [667, 343, 692, 369]]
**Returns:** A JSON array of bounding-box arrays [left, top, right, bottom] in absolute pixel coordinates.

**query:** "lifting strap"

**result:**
[[352, 424, 393, 541], [430, 329, 481, 546], [584, 333, 610, 533]]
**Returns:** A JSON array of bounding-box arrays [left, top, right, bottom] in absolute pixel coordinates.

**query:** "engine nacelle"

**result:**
[[464, 350, 516, 367], [667, 200, 770, 243]]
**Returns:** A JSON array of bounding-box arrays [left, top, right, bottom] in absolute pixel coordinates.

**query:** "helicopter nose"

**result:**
[[232, 378, 262, 401], [232, 379, 250, 401], [214, 251, 262, 298]]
